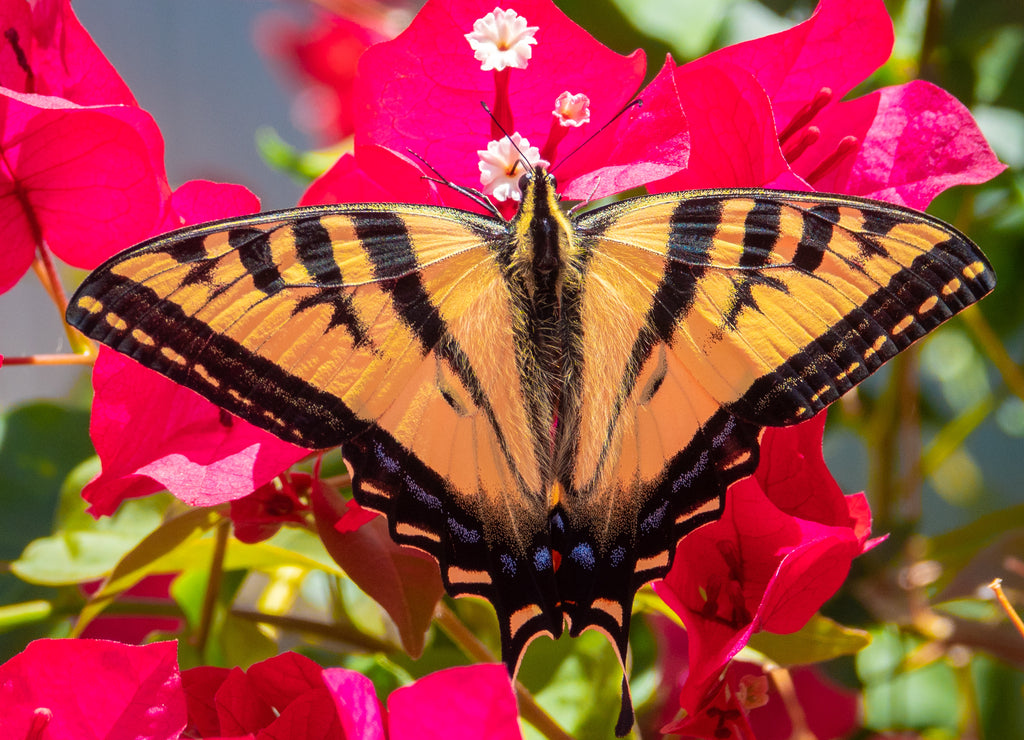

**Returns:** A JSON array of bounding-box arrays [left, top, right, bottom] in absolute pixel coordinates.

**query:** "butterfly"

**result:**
[[67, 168, 993, 734]]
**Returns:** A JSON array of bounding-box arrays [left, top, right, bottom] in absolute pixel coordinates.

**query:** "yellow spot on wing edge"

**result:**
[[675, 498, 721, 526], [591, 597, 624, 627], [131, 329, 155, 347], [508, 603, 544, 641], [917, 295, 939, 314], [394, 521, 440, 543], [963, 261, 986, 280], [447, 566, 490, 585], [634, 550, 670, 574], [105, 313, 128, 331], [942, 277, 962, 296], [77, 296, 103, 314], [892, 315, 915, 335], [160, 346, 187, 366], [193, 363, 220, 387]]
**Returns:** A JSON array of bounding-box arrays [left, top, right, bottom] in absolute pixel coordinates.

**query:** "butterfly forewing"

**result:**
[[575, 190, 995, 428]]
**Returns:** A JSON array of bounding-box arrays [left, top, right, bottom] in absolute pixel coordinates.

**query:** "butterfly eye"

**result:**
[[517, 172, 531, 193]]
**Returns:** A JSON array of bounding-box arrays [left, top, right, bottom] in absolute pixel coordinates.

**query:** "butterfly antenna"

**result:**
[[480, 101, 534, 175], [407, 149, 502, 218], [550, 98, 643, 176]]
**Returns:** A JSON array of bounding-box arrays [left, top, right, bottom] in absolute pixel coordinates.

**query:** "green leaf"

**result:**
[[858, 628, 960, 734], [71, 506, 223, 635], [0, 401, 93, 561], [11, 469, 171, 585], [746, 614, 872, 667]]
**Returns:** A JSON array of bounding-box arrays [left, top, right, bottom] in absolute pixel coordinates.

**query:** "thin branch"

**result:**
[[3, 353, 96, 366], [990, 578, 1024, 641], [192, 519, 230, 660]]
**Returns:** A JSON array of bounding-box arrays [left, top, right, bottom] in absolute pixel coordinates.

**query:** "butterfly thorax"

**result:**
[[506, 169, 581, 492]]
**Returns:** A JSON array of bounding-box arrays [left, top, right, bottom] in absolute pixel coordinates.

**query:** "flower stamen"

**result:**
[[26, 708, 52, 740], [806, 135, 859, 183], [782, 125, 820, 162], [778, 86, 833, 145], [552, 91, 591, 127]]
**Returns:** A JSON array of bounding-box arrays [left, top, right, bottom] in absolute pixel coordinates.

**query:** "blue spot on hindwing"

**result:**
[[447, 517, 480, 543], [405, 475, 441, 510], [641, 501, 668, 534], [374, 441, 400, 473], [570, 543, 596, 570], [533, 547, 552, 571], [500, 553, 517, 576], [610, 546, 626, 567], [673, 450, 708, 492]]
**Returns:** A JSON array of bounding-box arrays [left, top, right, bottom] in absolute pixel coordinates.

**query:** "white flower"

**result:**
[[552, 91, 591, 127], [465, 7, 539, 72], [477, 133, 550, 202]]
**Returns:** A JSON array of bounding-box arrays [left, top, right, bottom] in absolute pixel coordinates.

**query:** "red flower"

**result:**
[[0, 0, 136, 105], [309, 0, 690, 210], [655, 0, 1002, 198], [0, 0, 170, 294], [654, 415, 880, 724], [230, 474, 311, 544], [0, 90, 169, 294], [649, 615, 859, 739], [257, 10, 391, 143], [183, 653, 522, 739], [0, 639, 185, 740]]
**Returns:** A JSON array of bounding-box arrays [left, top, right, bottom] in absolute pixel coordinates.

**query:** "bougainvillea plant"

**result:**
[[2, 0, 1020, 738]]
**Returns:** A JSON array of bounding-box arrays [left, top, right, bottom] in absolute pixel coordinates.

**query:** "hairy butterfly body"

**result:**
[[67, 169, 994, 734]]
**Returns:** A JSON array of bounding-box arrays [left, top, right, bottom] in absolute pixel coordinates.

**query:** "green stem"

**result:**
[[193, 519, 230, 660]]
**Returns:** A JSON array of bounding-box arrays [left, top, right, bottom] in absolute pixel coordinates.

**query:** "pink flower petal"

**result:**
[[694, 0, 893, 135], [0, 639, 185, 740], [182, 665, 232, 738], [83, 349, 309, 515], [656, 469, 872, 715], [755, 415, 848, 526], [559, 58, 690, 201], [246, 652, 325, 711], [0, 0, 137, 105], [215, 667, 277, 736], [802, 80, 1006, 208], [0, 91, 167, 292], [257, 688, 345, 740], [164, 179, 262, 230], [321, 668, 386, 740], [301, 147, 443, 207], [651, 62, 805, 192], [387, 664, 522, 740]]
